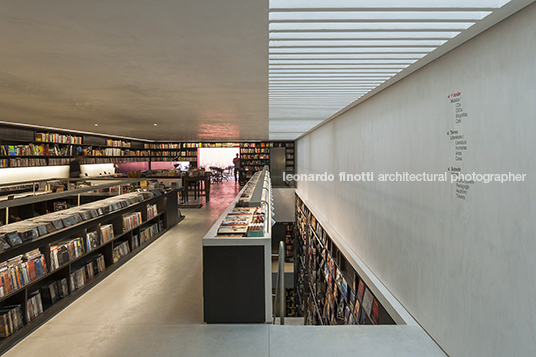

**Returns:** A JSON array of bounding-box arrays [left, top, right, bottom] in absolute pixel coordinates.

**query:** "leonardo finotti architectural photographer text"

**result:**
[[283, 171, 527, 184]]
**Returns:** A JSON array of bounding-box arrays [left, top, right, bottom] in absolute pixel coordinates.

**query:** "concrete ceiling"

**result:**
[[0, 0, 269, 141], [0, 1, 533, 142]]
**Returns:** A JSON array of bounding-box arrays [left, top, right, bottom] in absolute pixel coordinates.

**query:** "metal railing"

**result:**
[[272, 241, 286, 324]]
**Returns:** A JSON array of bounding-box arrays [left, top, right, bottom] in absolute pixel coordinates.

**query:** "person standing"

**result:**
[[232, 153, 240, 181], [69, 152, 85, 178]]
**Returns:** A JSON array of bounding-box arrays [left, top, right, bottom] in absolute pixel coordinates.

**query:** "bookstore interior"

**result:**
[[0, 1, 534, 357]]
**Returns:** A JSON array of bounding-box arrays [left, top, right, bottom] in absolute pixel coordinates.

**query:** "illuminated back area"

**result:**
[[268, 0, 513, 140]]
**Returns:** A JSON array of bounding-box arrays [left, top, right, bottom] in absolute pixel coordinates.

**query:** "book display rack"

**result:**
[[0, 186, 179, 352], [295, 194, 395, 326], [203, 167, 274, 323]]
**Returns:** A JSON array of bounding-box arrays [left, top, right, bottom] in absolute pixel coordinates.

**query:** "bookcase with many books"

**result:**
[[143, 142, 199, 168], [295, 194, 396, 326], [239, 142, 270, 185], [1, 125, 295, 177], [0, 188, 179, 352], [0, 124, 151, 168]]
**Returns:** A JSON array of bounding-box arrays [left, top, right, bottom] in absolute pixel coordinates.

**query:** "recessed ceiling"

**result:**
[[0, 1, 533, 142], [0, 0, 268, 141], [268, 0, 534, 140]]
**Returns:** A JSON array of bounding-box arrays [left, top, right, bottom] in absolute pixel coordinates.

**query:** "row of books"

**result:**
[[41, 278, 70, 305], [36, 133, 82, 144], [6, 158, 47, 167], [216, 206, 266, 237], [241, 148, 269, 154], [144, 143, 182, 149], [147, 204, 158, 220], [0, 305, 24, 338], [144, 142, 237, 149], [140, 223, 159, 244], [49, 158, 72, 166], [83, 148, 150, 157], [240, 160, 268, 166], [0, 249, 47, 297], [50, 237, 85, 271], [0, 192, 148, 250], [241, 143, 269, 148], [0, 144, 83, 157], [150, 150, 197, 157], [106, 139, 130, 148], [82, 157, 147, 164], [123, 212, 142, 232], [26, 291, 44, 323], [241, 154, 270, 160], [100, 224, 115, 244], [299, 197, 385, 326], [113, 241, 130, 263], [70, 255, 105, 293]]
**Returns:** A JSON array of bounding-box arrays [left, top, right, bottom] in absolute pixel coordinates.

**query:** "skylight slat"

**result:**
[[269, 11, 492, 21], [270, 40, 446, 47], [268, 53, 425, 60], [269, 31, 460, 39], [269, 0, 509, 10]]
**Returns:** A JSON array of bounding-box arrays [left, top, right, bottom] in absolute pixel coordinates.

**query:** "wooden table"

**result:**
[[183, 175, 211, 202]]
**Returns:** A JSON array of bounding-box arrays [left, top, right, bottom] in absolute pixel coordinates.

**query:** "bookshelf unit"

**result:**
[[239, 142, 271, 185], [0, 124, 295, 183], [295, 194, 396, 326], [203, 168, 273, 323], [143, 142, 198, 168], [0, 124, 151, 169], [0, 188, 179, 352]]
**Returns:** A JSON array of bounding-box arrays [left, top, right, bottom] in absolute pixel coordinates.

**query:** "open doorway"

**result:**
[[198, 147, 240, 182]]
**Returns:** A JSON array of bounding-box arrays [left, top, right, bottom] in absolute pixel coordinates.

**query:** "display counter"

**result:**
[[202, 167, 273, 323]]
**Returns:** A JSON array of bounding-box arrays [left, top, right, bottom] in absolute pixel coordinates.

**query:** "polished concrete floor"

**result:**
[[4, 179, 447, 357]]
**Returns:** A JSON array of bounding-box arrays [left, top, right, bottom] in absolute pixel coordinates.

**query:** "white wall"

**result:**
[[296, 4, 536, 357]]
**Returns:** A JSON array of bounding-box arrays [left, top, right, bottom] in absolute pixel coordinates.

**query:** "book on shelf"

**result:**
[[86, 231, 99, 251], [0, 305, 24, 337], [49, 237, 85, 271], [362, 287, 374, 317], [40, 281, 60, 305], [132, 235, 140, 249], [122, 212, 142, 231], [69, 266, 86, 293], [113, 241, 131, 263], [357, 279, 365, 302], [100, 224, 114, 244], [0, 250, 47, 297], [140, 223, 159, 243], [26, 291, 44, 323], [147, 204, 158, 220]]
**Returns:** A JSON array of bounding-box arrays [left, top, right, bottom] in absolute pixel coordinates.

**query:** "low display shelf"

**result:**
[[203, 167, 273, 323], [0, 188, 179, 353]]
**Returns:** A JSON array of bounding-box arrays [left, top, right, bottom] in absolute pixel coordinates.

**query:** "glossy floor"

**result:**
[[4, 179, 446, 357]]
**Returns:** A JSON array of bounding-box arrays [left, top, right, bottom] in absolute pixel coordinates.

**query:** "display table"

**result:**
[[202, 169, 272, 323], [183, 175, 211, 202]]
